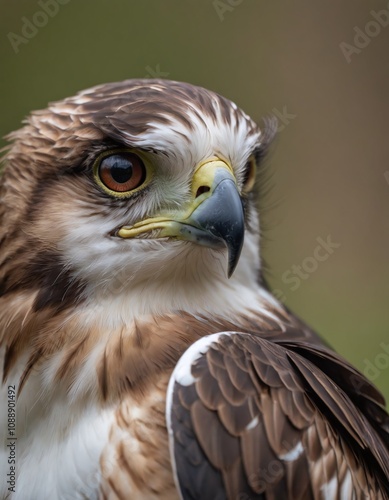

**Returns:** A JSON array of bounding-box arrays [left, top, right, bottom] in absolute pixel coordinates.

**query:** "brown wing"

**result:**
[[166, 331, 389, 500]]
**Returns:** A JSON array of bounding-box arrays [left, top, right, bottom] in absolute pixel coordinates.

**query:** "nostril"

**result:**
[[195, 186, 210, 198]]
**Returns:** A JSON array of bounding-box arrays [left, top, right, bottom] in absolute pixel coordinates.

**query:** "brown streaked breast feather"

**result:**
[[99, 372, 179, 500]]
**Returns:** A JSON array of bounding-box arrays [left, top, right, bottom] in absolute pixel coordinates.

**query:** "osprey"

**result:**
[[0, 79, 388, 499]]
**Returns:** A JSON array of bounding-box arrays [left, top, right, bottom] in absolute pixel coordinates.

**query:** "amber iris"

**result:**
[[98, 153, 146, 193]]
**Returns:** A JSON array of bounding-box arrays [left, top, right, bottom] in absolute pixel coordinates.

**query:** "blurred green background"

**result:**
[[0, 0, 388, 400]]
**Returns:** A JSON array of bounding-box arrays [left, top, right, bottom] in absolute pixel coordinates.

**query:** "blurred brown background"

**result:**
[[0, 0, 388, 400]]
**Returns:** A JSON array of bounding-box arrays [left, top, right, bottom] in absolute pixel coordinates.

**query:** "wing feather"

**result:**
[[166, 331, 389, 499]]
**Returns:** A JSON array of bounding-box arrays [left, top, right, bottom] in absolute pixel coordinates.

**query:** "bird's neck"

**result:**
[[1, 272, 282, 405]]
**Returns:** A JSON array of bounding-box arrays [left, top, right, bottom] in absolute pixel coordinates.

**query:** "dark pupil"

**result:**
[[109, 156, 133, 184]]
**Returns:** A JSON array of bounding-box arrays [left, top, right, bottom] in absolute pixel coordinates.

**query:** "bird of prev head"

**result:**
[[0, 79, 388, 500]]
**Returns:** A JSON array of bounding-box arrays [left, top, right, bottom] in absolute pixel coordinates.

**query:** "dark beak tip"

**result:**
[[226, 238, 244, 278]]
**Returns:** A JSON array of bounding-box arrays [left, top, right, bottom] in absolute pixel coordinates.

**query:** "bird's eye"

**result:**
[[94, 151, 148, 196], [242, 156, 256, 193]]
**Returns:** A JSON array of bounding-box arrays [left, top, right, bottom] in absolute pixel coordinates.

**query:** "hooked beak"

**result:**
[[117, 159, 245, 277]]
